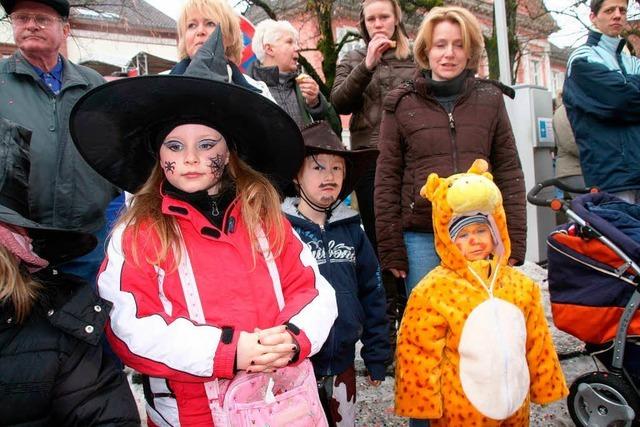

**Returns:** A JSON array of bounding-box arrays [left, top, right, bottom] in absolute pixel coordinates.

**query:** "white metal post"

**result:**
[[494, 0, 512, 85]]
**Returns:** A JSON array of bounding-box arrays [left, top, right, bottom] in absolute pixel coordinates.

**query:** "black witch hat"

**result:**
[[70, 27, 304, 194]]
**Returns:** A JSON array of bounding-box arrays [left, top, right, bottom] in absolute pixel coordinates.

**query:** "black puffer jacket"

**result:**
[[0, 270, 140, 426]]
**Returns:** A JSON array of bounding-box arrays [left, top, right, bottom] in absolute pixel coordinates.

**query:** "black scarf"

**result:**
[[163, 180, 236, 230]]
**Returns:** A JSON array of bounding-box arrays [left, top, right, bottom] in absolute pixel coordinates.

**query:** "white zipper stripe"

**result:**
[[175, 227, 285, 423], [256, 226, 284, 310], [176, 238, 221, 418]]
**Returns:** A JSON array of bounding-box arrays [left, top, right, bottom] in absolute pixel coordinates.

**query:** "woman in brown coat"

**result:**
[[331, 0, 415, 360], [374, 6, 526, 313]]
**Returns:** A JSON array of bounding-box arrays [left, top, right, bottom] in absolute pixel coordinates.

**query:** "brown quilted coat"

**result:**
[[374, 71, 527, 271], [330, 47, 416, 150]]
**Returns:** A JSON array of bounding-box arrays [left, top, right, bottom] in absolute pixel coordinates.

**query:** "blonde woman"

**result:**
[[0, 118, 139, 425], [170, 0, 273, 100], [70, 36, 337, 425], [330, 0, 416, 363], [374, 5, 526, 323]]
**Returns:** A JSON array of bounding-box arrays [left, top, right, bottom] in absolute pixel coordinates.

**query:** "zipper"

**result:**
[[210, 199, 220, 217], [448, 111, 459, 173], [422, 77, 469, 174], [318, 222, 335, 376]]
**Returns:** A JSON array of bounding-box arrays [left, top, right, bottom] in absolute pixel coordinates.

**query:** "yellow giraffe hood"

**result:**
[[420, 159, 511, 275]]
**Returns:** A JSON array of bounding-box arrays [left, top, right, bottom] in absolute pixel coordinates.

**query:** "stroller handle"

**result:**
[[527, 177, 593, 208]]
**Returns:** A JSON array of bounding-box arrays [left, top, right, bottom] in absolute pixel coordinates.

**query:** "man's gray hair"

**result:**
[[252, 19, 299, 62]]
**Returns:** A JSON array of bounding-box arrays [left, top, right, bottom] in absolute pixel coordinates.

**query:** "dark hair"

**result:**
[[590, 0, 628, 14]]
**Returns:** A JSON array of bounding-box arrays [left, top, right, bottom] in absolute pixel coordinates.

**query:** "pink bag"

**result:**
[[209, 359, 328, 427]]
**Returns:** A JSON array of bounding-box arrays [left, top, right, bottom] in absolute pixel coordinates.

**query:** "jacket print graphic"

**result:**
[[283, 198, 390, 380]]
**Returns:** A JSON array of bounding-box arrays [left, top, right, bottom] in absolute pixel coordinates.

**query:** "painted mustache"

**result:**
[[319, 183, 338, 189]]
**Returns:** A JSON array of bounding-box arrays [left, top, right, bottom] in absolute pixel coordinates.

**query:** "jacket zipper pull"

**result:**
[[448, 113, 455, 129], [211, 200, 220, 217]]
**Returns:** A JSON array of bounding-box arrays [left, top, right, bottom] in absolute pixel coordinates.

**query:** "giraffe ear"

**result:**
[[482, 171, 494, 181], [468, 159, 489, 174], [421, 173, 441, 202]]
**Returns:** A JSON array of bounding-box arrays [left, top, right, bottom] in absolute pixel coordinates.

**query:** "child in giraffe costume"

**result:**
[[395, 159, 568, 426]]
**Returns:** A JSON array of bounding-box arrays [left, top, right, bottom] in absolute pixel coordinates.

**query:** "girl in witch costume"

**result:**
[[70, 27, 337, 426], [0, 118, 139, 426]]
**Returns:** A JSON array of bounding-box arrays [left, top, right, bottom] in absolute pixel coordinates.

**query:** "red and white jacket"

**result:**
[[97, 194, 337, 426]]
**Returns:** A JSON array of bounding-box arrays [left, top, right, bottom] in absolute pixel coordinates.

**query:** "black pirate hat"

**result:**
[[298, 121, 378, 201]]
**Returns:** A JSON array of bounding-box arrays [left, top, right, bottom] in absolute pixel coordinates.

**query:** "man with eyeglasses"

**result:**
[[563, 0, 640, 203], [0, 0, 119, 282]]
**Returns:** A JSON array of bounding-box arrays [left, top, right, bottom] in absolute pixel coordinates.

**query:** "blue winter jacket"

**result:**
[[282, 198, 390, 380], [563, 30, 640, 193]]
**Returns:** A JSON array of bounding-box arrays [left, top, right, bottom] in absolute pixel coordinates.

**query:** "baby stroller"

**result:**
[[528, 178, 640, 427]]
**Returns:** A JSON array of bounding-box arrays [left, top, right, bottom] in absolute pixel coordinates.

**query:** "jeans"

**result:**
[[403, 231, 437, 427], [403, 231, 440, 296]]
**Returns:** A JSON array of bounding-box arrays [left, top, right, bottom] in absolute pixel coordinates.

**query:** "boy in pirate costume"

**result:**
[[282, 121, 390, 426]]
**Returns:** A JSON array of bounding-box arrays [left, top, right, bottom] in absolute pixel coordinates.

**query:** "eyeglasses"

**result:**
[[9, 13, 62, 28]]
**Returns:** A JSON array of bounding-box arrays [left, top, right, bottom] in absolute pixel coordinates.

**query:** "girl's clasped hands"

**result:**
[[236, 325, 300, 373]]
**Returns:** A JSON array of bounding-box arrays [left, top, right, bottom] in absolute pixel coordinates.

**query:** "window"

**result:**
[[552, 71, 565, 94], [530, 59, 542, 86]]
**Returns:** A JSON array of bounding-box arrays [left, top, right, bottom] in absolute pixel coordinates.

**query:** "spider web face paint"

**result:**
[[207, 154, 225, 180], [164, 161, 176, 174]]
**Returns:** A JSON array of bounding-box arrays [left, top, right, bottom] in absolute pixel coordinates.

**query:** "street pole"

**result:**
[[494, 0, 512, 85]]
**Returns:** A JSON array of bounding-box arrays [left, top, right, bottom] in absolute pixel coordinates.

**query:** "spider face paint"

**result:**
[[159, 124, 229, 195], [207, 154, 226, 180], [164, 161, 176, 174]]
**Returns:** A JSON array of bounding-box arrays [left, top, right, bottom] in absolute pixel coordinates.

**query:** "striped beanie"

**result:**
[[449, 214, 491, 240]]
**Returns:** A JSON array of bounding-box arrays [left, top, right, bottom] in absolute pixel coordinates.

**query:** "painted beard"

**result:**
[[317, 183, 339, 206]]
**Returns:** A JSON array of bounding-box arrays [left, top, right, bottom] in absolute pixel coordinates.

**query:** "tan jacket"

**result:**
[[553, 104, 583, 178]]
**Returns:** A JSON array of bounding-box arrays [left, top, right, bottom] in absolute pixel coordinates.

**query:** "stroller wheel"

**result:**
[[568, 371, 640, 427]]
